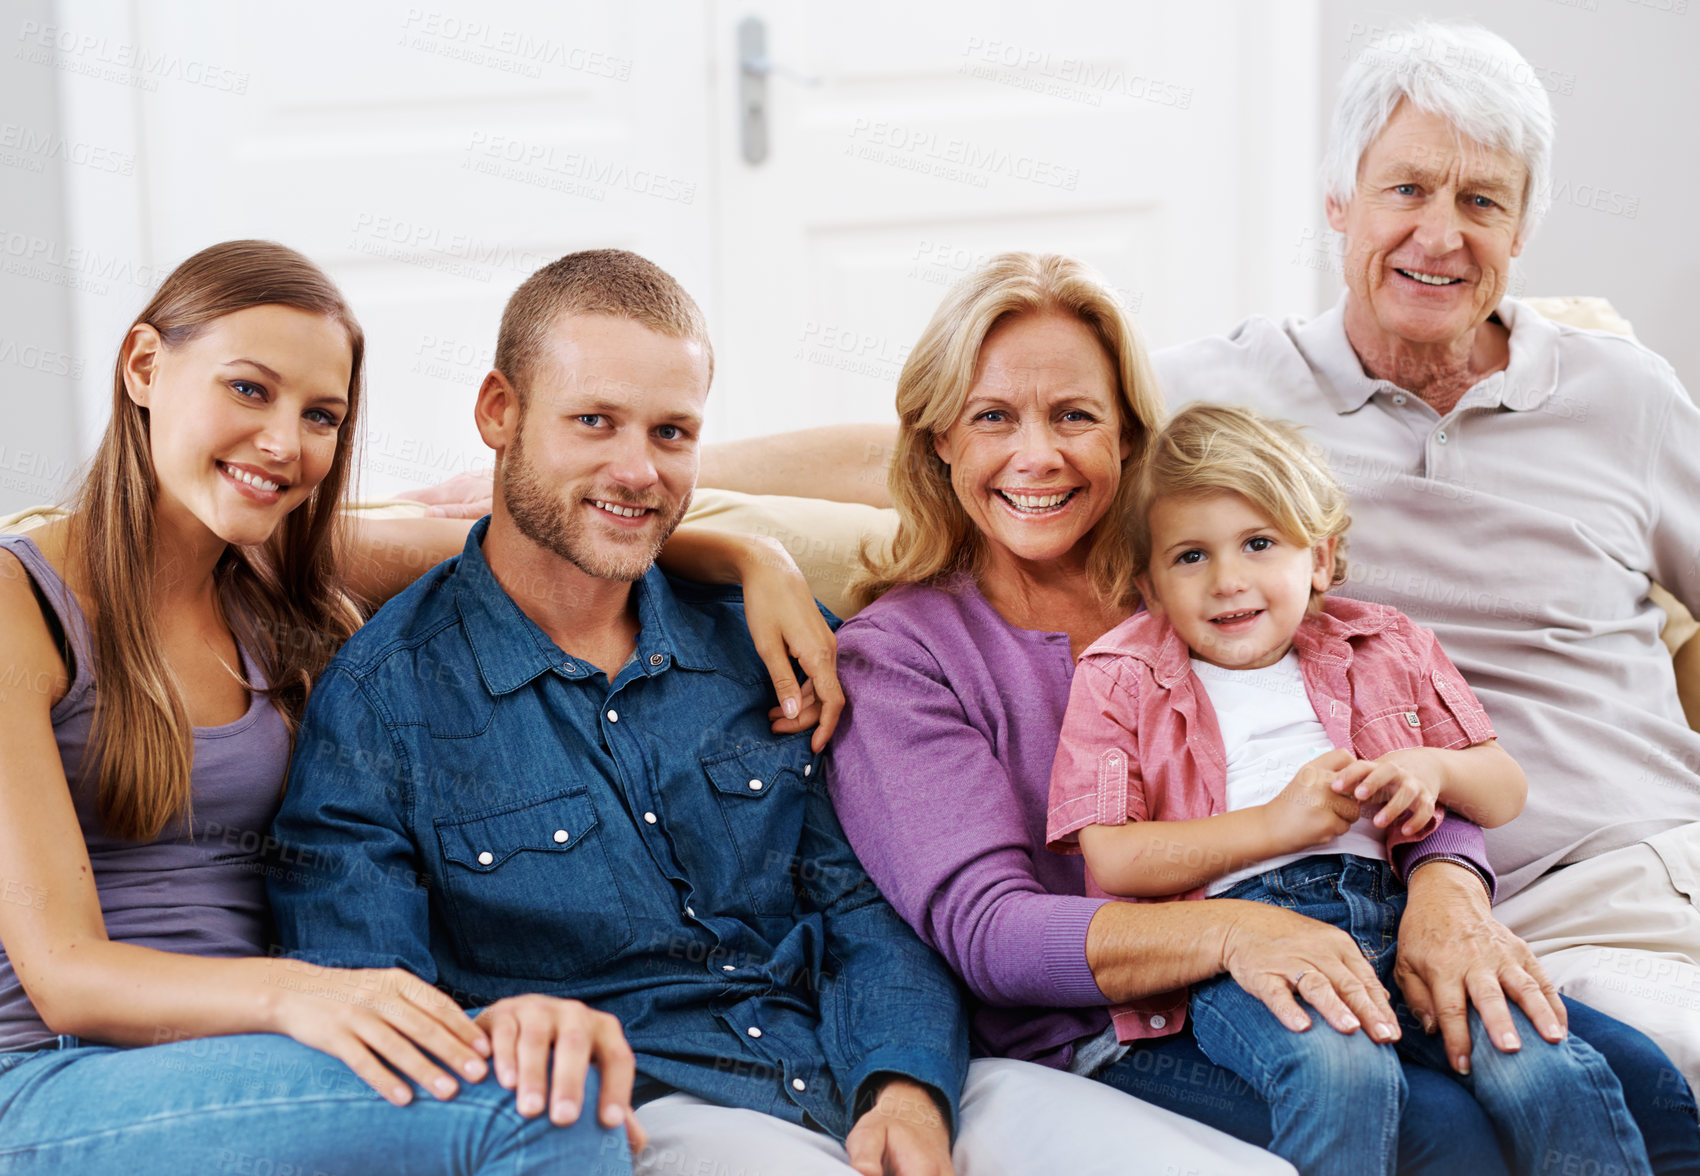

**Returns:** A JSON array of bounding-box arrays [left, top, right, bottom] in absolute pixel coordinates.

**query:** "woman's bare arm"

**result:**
[[0, 551, 488, 1105]]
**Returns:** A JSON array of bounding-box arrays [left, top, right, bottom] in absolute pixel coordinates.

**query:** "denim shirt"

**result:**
[[268, 519, 968, 1138]]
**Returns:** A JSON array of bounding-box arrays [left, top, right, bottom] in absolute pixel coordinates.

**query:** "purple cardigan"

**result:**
[[826, 571, 1491, 1068]]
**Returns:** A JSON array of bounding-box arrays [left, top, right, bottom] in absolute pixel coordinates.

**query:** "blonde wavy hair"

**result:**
[[855, 252, 1164, 608], [1133, 403, 1351, 602]]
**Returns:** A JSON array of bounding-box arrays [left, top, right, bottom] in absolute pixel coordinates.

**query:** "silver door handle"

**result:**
[[738, 15, 819, 166]]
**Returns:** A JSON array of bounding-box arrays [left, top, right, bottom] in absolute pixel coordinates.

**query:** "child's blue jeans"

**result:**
[[1189, 854, 1652, 1176]]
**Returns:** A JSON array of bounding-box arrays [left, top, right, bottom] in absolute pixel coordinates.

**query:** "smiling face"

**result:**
[[124, 304, 353, 549], [489, 313, 710, 583], [931, 310, 1130, 579], [1138, 492, 1337, 671], [1327, 101, 1527, 355]]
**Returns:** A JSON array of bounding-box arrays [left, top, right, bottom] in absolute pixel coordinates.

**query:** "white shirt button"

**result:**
[[747, 1026, 762, 1038], [553, 829, 569, 843], [803, 764, 813, 777], [643, 812, 658, 824], [722, 964, 736, 972], [748, 778, 763, 791], [1393, 393, 1407, 405], [1149, 1014, 1168, 1029], [606, 709, 619, 722], [477, 851, 494, 866], [792, 1078, 807, 1091], [686, 906, 696, 918], [1436, 430, 1448, 444]]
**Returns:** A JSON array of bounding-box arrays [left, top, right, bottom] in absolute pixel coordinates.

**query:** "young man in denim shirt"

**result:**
[[267, 251, 967, 1174]]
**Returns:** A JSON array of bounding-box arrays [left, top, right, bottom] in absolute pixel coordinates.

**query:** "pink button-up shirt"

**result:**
[[1046, 594, 1497, 1042]]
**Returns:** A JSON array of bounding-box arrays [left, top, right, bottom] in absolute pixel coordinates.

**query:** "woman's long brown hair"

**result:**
[[75, 240, 365, 841]]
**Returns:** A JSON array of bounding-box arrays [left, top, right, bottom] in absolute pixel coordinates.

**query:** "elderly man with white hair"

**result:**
[[685, 18, 1700, 1171], [1158, 18, 1700, 1091]]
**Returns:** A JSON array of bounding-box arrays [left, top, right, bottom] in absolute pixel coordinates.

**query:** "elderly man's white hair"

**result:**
[[1321, 21, 1555, 242]]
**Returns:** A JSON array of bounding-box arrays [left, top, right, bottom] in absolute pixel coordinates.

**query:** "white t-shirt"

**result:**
[[1191, 651, 1386, 895]]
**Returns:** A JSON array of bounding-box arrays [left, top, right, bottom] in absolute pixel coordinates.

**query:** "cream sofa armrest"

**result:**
[[681, 487, 896, 621], [0, 505, 67, 534]]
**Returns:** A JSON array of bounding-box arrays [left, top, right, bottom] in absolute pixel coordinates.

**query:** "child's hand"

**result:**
[[1262, 748, 1363, 853], [1332, 749, 1443, 837]]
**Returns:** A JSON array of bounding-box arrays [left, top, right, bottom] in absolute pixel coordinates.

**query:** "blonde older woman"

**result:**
[[817, 251, 1693, 1173]]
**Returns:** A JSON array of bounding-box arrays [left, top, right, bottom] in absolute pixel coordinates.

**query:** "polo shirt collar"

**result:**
[[452, 517, 718, 697], [1293, 294, 1560, 415]]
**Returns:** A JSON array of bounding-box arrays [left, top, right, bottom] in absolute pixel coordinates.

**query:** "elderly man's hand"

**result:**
[[395, 469, 495, 518], [1395, 860, 1567, 1073]]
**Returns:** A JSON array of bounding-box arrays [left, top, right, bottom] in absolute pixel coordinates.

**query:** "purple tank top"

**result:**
[[0, 535, 287, 1049]]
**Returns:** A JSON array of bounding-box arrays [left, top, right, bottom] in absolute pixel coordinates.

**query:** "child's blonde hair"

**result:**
[[1132, 402, 1351, 597]]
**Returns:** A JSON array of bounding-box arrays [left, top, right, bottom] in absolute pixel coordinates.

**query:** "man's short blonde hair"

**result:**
[[495, 249, 713, 404], [1133, 403, 1351, 596]]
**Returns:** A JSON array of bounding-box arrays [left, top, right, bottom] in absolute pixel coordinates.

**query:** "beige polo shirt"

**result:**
[[1153, 297, 1700, 898]]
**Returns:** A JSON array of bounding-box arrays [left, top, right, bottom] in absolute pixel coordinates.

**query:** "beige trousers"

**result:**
[[631, 1056, 1294, 1176], [1495, 821, 1700, 1088]]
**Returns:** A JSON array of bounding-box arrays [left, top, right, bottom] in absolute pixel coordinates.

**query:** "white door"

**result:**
[[54, 0, 715, 497], [48, 0, 1320, 490], [709, 0, 1321, 436]]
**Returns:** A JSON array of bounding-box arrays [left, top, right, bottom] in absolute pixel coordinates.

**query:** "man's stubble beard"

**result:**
[[501, 423, 692, 583]]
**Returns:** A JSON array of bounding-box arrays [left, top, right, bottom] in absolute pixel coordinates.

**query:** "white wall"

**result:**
[[0, 0, 81, 514], [1316, 0, 1699, 392], [2, 0, 1694, 516]]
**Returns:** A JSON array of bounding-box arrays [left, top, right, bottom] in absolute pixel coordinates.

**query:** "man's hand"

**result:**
[[395, 469, 495, 519], [845, 1078, 954, 1176], [1219, 899, 1400, 1042], [1396, 860, 1567, 1074], [1261, 748, 1362, 854], [475, 994, 648, 1152], [1334, 748, 1444, 836]]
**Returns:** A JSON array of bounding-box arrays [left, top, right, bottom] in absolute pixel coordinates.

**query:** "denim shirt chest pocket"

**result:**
[[697, 734, 814, 917], [434, 788, 634, 980]]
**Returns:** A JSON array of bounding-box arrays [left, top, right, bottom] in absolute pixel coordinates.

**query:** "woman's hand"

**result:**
[[394, 469, 495, 518], [1334, 748, 1444, 836], [737, 535, 844, 752], [1219, 899, 1400, 1042], [266, 963, 491, 1106]]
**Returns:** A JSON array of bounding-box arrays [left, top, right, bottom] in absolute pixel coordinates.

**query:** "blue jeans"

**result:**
[[0, 1033, 628, 1174], [1182, 855, 1650, 1176], [1098, 999, 1699, 1176]]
